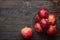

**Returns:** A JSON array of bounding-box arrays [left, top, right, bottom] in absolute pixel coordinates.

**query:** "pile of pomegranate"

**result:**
[[34, 8, 56, 35], [21, 8, 57, 39]]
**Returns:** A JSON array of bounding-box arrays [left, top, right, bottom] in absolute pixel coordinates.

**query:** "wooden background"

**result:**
[[0, 0, 60, 40]]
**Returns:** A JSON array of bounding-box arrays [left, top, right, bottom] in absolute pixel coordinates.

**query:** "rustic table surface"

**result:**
[[0, 0, 60, 40]]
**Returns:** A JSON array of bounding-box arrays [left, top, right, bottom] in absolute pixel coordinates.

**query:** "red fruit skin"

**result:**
[[21, 27, 32, 38], [38, 8, 49, 18], [47, 25, 56, 35], [40, 19, 50, 29], [35, 14, 40, 22], [48, 14, 56, 24], [34, 22, 43, 32]]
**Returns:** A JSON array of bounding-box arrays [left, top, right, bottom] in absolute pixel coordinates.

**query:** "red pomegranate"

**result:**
[[34, 22, 43, 32], [40, 19, 50, 29], [48, 14, 56, 24], [38, 8, 49, 18], [47, 25, 56, 35], [35, 14, 40, 22], [21, 26, 32, 38]]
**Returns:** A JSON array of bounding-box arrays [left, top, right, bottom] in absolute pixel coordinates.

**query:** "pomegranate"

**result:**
[[38, 8, 49, 18], [21, 26, 32, 38], [34, 22, 42, 32], [40, 19, 50, 29], [35, 14, 40, 22], [47, 25, 56, 35], [48, 14, 56, 24]]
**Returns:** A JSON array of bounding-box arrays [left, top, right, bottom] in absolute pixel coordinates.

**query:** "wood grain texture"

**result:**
[[0, 0, 60, 40]]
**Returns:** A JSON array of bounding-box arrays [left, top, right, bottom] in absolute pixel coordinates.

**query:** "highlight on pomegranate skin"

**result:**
[[21, 27, 32, 38]]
